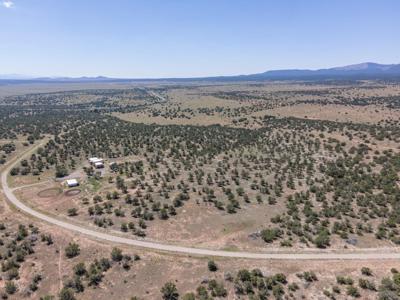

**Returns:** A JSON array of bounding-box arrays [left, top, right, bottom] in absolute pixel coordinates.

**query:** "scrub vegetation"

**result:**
[[1, 80, 400, 299]]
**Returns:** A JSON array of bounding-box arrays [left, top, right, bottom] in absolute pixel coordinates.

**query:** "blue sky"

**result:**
[[1, 0, 399, 78]]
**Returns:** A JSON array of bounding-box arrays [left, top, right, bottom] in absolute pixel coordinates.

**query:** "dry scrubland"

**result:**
[[1, 80, 400, 299], [1, 195, 399, 300], [116, 82, 400, 127]]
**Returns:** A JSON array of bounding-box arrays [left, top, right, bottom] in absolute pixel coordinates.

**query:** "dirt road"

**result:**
[[2, 143, 400, 260]]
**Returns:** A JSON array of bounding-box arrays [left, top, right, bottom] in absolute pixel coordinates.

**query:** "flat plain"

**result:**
[[1, 79, 400, 299]]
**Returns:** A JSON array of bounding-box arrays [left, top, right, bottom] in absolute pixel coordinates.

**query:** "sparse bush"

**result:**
[[65, 242, 80, 258], [361, 267, 373, 276], [59, 287, 76, 300], [5, 281, 17, 295], [208, 260, 218, 272], [346, 286, 360, 297], [161, 282, 179, 300], [111, 247, 123, 262]]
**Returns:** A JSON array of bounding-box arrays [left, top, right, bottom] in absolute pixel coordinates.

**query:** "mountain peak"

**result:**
[[252, 62, 400, 80]]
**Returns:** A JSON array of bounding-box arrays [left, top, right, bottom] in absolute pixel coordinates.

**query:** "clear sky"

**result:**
[[1, 0, 399, 78]]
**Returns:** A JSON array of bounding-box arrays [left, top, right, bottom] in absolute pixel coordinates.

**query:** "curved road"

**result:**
[[2, 144, 400, 260]]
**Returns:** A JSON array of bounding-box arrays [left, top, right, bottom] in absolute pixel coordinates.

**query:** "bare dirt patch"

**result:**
[[64, 188, 81, 197], [38, 187, 62, 198]]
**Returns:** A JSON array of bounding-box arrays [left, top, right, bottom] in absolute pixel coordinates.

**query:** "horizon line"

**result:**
[[1, 61, 399, 80]]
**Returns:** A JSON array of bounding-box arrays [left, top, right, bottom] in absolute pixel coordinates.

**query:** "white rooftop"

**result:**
[[89, 157, 103, 163], [66, 179, 78, 185]]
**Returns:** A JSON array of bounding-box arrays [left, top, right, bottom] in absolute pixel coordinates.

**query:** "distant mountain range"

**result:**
[[246, 62, 400, 80], [1, 62, 400, 83]]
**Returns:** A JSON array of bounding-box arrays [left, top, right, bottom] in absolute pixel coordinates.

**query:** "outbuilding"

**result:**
[[94, 161, 104, 169], [66, 179, 79, 187], [89, 157, 104, 165]]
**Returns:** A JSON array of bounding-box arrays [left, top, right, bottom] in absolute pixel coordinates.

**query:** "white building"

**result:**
[[94, 161, 104, 169], [89, 157, 103, 163], [66, 179, 79, 187], [89, 157, 104, 165]]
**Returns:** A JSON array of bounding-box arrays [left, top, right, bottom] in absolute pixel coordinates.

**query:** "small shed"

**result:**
[[89, 157, 103, 165], [66, 179, 79, 187], [94, 161, 104, 169]]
